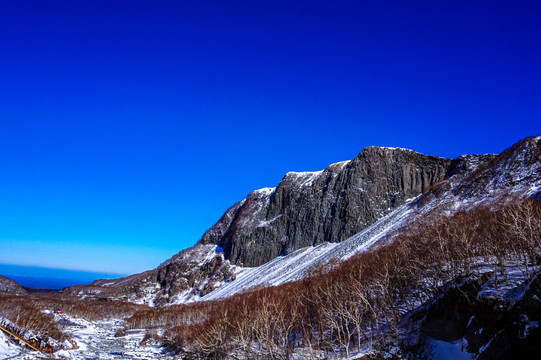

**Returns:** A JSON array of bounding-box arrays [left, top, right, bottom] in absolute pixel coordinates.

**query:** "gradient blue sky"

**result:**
[[0, 1, 539, 275]]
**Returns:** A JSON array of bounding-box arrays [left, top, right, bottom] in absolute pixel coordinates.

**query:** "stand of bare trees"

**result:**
[[144, 196, 541, 359], [0, 292, 150, 346], [7, 195, 534, 358], [0, 295, 65, 341]]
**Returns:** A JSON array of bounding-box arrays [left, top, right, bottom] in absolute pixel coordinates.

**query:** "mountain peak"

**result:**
[[200, 144, 453, 267]]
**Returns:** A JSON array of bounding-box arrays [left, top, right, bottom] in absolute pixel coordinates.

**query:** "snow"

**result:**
[[428, 338, 474, 360], [326, 159, 351, 171], [0, 331, 20, 359], [256, 214, 282, 228], [253, 187, 276, 195], [0, 314, 174, 360], [478, 330, 503, 356], [286, 170, 324, 187], [477, 263, 541, 302], [523, 320, 539, 337], [203, 200, 415, 300]]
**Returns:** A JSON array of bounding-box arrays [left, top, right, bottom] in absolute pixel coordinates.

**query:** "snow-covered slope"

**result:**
[[204, 201, 415, 300], [63, 244, 241, 306]]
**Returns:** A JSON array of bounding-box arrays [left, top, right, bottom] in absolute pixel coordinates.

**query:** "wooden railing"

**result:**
[[0, 325, 42, 352]]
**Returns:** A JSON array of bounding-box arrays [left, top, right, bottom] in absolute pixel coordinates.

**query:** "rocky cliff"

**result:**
[[200, 147, 456, 266]]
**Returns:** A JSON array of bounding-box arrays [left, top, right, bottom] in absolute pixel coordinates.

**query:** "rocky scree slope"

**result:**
[[62, 244, 237, 306], [200, 147, 456, 267]]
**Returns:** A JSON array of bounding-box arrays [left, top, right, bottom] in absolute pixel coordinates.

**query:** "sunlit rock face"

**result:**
[[200, 146, 458, 267]]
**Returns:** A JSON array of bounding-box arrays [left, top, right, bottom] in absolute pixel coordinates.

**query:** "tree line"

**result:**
[[126, 196, 541, 359]]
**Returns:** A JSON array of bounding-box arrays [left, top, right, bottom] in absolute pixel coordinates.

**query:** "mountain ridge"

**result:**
[[200, 146, 459, 267], [62, 137, 540, 306]]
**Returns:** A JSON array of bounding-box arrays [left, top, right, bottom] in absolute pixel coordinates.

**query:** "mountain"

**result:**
[[0, 276, 27, 295], [155, 136, 541, 360], [17, 135, 539, 360], [64, 136, 540, 307], [200, 147, 456, 267], [62, 244, 238, 305]]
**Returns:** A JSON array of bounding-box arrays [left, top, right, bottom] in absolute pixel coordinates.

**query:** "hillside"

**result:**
[[63, 146, 462, 305], [205, 135, 541, 300], [115, 136, 541, 360], [65, 136, 540, 308], [3, 135, 540, 360], [0, 276, 27, 295], [200, 147, 455, 267]]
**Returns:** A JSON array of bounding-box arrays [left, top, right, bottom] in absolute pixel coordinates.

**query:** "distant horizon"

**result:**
[[0, 263, 128, 290], [0, 262, 129, 277]]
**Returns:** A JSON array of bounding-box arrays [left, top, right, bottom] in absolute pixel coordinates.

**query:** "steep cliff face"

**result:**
[[201, 147, 455, 267]]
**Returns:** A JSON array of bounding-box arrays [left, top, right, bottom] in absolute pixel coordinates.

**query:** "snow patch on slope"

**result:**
[[204, 200, 415, 301], [253, 187, 276, 196], [285, 170, 324, 188]]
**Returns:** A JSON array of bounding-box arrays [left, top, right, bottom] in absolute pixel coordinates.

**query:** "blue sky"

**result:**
[[0, 1, 539, 275]]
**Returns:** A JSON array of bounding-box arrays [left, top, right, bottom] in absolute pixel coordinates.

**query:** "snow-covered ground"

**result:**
[[0, 332, 19, 360], [0, 313, 173, 360], [427, 338, 474, 360]]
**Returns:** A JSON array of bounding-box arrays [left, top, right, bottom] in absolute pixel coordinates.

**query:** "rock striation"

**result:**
[[200, 147, 456, 266]]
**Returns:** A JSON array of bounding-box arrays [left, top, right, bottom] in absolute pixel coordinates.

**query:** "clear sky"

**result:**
[[0, 1, 539, 275]]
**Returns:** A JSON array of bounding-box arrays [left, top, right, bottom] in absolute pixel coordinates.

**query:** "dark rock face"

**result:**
[[420, 275, 541, 360], [201, 147, 454, 267]]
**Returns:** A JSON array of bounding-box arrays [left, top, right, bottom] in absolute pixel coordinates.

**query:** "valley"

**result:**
[[1, 135, 540, 359]]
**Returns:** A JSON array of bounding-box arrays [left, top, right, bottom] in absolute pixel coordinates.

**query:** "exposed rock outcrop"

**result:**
[[417, 274, 541, 360], [62, 244, 238, 306], [200, 147, 456, 266]]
